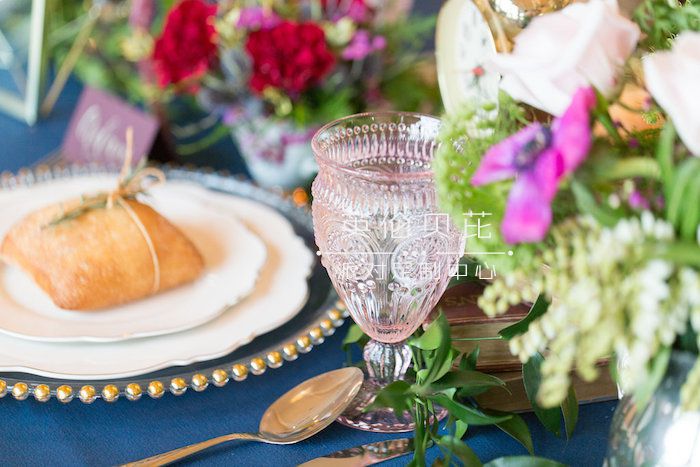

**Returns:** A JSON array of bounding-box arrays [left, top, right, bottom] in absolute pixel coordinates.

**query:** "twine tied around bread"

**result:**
[[47, 127, 166, 294]]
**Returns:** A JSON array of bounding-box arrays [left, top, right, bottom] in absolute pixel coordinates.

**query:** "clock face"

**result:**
[[436, 0, 500, 115]]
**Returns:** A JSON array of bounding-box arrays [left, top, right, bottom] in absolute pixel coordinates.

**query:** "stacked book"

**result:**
[[437, 281, 618, 412]]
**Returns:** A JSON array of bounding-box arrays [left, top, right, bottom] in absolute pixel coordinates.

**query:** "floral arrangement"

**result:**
[[434, 0, 700, 414], [53, 1, 438, 169], [122, 0, 439, 164]]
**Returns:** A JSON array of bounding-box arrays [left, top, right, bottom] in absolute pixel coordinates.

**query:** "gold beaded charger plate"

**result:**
[[0, 176, 268, 342], [0, 165, 345, 403]]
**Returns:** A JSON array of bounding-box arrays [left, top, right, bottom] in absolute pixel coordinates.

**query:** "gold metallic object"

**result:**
[[12, 382, 29, 400], [170, 378, 188, 396], [297, 335, 313, 353], [148, 381, 165, 399], [212, 369, 229, 387], [33, 384, 51, 402], [102, 385, 120, 402], [124, 368, 364, 466], [250, 358, 266, 376], [231, 363, 249, 381], [489, 0, 572, 28], [191, 374, 209, 392], [282, 343, 299, 361], [0, 380, 7, 398], [327, 309, 344, 326], [79, 386, 97, 404], [56, 385, 74, 403], [309, 327, 324, 344], [125, 383, 142, 401], [266, 352, 283, 369], [319, 318, 334, 334]]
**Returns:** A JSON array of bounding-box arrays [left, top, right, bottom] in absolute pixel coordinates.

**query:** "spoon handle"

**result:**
[[122, 432, 264, 467]]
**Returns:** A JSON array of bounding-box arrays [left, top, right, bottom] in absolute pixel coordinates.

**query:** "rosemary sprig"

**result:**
[[44, 159, 155, 228]]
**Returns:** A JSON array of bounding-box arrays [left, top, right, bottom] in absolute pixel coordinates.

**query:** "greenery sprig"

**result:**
[[343, 308, 579, 466]]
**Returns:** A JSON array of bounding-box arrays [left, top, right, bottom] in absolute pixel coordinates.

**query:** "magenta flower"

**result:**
[[342, 30, 387, 61], [236, 7, 281, 30], [471, 87, 596, 244]]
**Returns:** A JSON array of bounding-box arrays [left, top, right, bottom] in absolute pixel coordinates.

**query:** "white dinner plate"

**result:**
[[0, 178, 313, 379], [0, 176, 267, 342]]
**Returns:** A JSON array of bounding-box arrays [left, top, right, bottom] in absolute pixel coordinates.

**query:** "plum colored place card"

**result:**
[[61, 86, 158, 166]]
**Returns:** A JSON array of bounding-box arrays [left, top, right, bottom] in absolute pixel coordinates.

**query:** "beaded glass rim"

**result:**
[[0, 163, 346, 404]]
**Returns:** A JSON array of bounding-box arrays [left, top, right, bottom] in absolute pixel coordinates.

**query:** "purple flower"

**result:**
[[236, 6, 281, 30], [628, 190, 650, 210], [471, 87, 596, 244], [342, 30, 386, 61]]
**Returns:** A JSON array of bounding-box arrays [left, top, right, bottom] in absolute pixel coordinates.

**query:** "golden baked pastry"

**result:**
[[0, 197, 204, 310]]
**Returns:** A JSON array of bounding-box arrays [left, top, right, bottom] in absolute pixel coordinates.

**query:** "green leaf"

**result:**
[[680, 164, 700, 240], [499, 295, 550, 340], [560, 386, 579, 440], [430, 370, 508, 397], [463, 346, 480, 371], [455, 420, 469, 439], [484, 456, 566, 467], [649, 240, 700, 267], [633, 346, 671, 410], [341, 324, 369, 365], [667, 158, 700, 231], [341, 324, 368, 351], [491, 412, 534, 455], [436, 436, 483, 467], [429, 394, 511, 426], [366, 380, 412, 415], [420, 314, 455, 385], [571, 180, 622, 228], [656, 121, 676, 190], [409, 313, 448, 350], [522, 353, 562, 437]]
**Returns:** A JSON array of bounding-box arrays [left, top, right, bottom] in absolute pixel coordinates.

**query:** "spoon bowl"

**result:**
[[260, 367, 365, 443], [124, 367, 364, 466]]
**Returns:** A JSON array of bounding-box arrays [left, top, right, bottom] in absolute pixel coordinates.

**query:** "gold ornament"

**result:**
[[148, 381, 165, 399], [56, 385, 74, 403], [212, 369, 229, 387], [0, 380, 7, 398], [102, 385, 120, 403], [191, 374, 209, 392], [297, 335, 312, 353], [125, 383, 142, 401], [170, 378, 188, 396], [266, 351, 283, 369], [33, 384, 51, 402], [231, 363, 248, 381], [328, 308, 343, 326], [79, 386, 97, 404], [12, 382, 29, 400], [250, 358, 266, 376], [319, 318, 335, 334], [309, 327, 324, 344], [282, 343, 298, 361]]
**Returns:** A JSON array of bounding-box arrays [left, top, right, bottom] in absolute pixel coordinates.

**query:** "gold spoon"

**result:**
[[124, 367, 364, 467]]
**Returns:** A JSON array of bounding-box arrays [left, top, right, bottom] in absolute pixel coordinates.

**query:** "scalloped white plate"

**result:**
[[0, 177, 313, 379], [0, 177, 267, 343]]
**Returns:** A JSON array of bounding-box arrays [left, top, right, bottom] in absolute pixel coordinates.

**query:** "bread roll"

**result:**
[[1, 198, 204, 310]]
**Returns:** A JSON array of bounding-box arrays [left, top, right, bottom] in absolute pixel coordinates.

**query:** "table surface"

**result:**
[[0, 79, 617, 466]]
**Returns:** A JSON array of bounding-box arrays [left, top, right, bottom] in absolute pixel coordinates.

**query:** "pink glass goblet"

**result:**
[[311, 112, 464, 432]]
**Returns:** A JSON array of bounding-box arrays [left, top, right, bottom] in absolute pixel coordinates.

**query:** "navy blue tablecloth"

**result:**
[[0, 80, 616, 466]]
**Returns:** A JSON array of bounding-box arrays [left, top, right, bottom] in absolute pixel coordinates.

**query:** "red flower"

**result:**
[[152, 0, 217, 89], [245, 21, 335, 96]]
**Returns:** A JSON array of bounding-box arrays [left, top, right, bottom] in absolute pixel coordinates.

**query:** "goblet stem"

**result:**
[[363, 339, 411, 384]]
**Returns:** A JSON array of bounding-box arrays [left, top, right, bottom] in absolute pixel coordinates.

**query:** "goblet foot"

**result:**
[[336, 370, 448, 433]]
